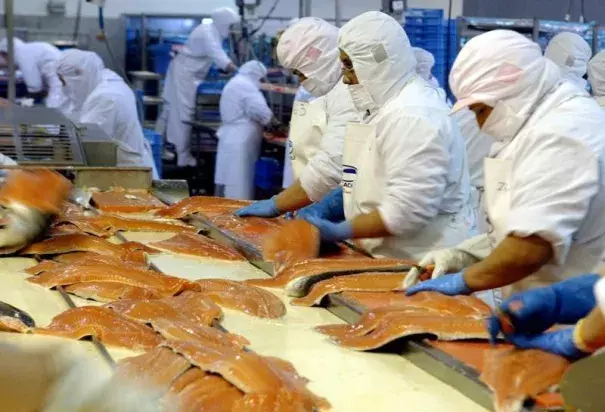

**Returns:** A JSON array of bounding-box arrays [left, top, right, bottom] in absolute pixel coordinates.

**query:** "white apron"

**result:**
[[483, 157, 602, 298], [287, 100, 326, 180], [342, 123, 474, 261]]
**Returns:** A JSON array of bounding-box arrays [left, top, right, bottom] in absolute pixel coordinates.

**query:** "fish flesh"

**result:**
[[262, 220, 320, 270], [0, 316, 31, 333], [196, 279, 286, 319], [208, 215, 284, 246], [53, 251, 150, 269], [170, 372, 244, 412], [148, 233, 245, 261], [91, 188, 167, 213], [35, 306, 163, 351], [60, 202, 90, 219], [291, 273, 408, 307], [232, 389, 318, 412], [24, 260, 62, 275], [115, 347, 192, 396], [64, 282, 161, 302], [155, 196, 251, 219], [163, 340, 329, 410], [28, 262, 195, 297], [165, 368, 208, 399], [0, 169, 71, 215], [480, 349, 569, 412], [151, 318, 249, 349], [246, 258, 414, 297], [106, 291, 222, 326]]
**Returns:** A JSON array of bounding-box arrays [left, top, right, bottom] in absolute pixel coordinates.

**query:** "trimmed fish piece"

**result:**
[[24, 260, 62, 275], [151, 318, 249, 349], [91, 189, 167, 213], [149, 233, 245, 261], [232, 389, 317, 412], [291, 273, 407, 307], [0, 170, 70, 215], [106, 292, 222, 325], [480, 349, 569, 412], [155, 196, 251, 219], [53, 251, 149, 269], [246, 258, 413, 297], [208, 215, 284, 247], [262, 220, 320, 269], [165, 368, 208, 398], [35, 306, 163, 351], [0, 316, 31, 333], [196, 279, 286, 319], [172, 373, 244, 412], [65, 282, 161, 302]]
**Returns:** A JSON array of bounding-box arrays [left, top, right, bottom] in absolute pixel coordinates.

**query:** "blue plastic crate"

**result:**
[[147, 43, 172, 75], [153, 153, 163, 178], [254, 157, 281, 191], [406, 8, 444, 18], [405, 17, 444, 27]]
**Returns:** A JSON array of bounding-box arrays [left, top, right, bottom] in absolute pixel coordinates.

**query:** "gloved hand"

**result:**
[[506, 327, 590, 361], [305, 215, 353, 243], [487, 274, 599, 342], [402, 247, 480, 289], [234, 197, 281, 218], [297, 187, 345, 223], [405, 271, 473, 296]]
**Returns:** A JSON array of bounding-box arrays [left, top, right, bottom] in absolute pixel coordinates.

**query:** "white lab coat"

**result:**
[[545, 32, 592, 91], [215, 61, 273, 200], [56, 50, 158, 178], [337, 12, 475, 260], [450, 30, 605, 296], [588, 50, 605, 106], [277, 18, 359, 200], [161, 8, 239, 167]]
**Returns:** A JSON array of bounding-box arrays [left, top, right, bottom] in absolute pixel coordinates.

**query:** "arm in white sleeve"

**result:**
[[506, 133, 598, 265], [18, 58, 44, 94], [378, 115, 449, 236], [79, 96, 117, 138], [243, 87, 274, 126], [204, 35, 233, 71]]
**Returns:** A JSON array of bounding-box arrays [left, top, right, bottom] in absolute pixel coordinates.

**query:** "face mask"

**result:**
[[302, 78, 333, 98], [480, 101, 527, 143], [347, 84, 378, 115]]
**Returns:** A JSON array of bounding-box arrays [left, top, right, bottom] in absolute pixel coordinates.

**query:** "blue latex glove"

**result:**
[[234, 197, 280, 218], [305, 215, 353, 243], [506, 328, 589, 361], [297, 187, 345, 223], [405, 271, 472, 296], [487, 274, 599, 342]]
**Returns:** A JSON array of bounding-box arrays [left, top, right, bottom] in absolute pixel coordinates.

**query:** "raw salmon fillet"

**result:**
[[480, 349, 569, 412], [65, 282, 161, 302], [155, 196, 251, 219], [151, 318, 249, 349], [91, 188, 167, 213], [232, 388, 319, 412], [106, 291, 222, 326], [53, 250, 150, 269], [27, 262, 195, 297], [0, 316, 31, 333], [291, 273, 408, 307], [170, 372, 244, 412], [149, 233, 245, 261], [208, 214, 285, 247], [115, 347, 192, 396], [262, 220, 320, 270], [246, 257, 413, 297], [24, 260, 62, 275], [196, 279, 286, 319], [0, 169, 71, 215], [35, 306, 163, 351]]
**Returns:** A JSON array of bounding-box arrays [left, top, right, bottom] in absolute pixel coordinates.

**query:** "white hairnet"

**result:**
[[56, 49, 105, 109], [238, 60, 267, 83], [277, 17, 341, 94], [211, 7, 240, 38], [450, 30, 561, 118], [338, 11, 416, 107], [544, 31, 591, 88], [413, 47, 435, 82], [588, 50, 605, 97]]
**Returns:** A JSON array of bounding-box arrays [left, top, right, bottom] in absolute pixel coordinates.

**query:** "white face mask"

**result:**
[[347, 83, 378, 115], [301, 78, 333, 98], [480, 101, 527, 143]]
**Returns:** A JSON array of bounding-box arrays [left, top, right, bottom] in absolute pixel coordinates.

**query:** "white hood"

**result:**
[[277, 17, 342, 97], [450, 30, 561, 142], [237, 60, 267, 86], [211, 7, 240, 39], [413, 47, 435, 82], [588, 50, 605, 97], [338, 11, 417, 108], [0, 37, 23, 53], [56, 49, 105, 110], [545, 31, 591, 89]]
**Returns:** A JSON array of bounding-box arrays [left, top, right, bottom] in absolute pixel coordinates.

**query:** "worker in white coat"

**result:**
[[235, 18, 359, 218], [544, 31, 592, 90], [413, 47, 441, 89], [158, 8, 240, 167], [0, 38, 70, 113], [406, 30, 605, 301], [215, 61, 275, 200], [56, 50, 158, 178], [284, 12, 474, 261], [588, 50, 605, 107]]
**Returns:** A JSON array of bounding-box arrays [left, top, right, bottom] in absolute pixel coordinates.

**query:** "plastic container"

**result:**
[[254, 157, 281, 191], [147, 43, 172, 75], [143, 129, 163, 177]]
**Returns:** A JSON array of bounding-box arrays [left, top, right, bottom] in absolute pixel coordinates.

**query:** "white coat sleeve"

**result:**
[[19, 59, 44, 94], [299, 89, 352, 201], [243, 87, 273, 126], [506, 133, 599, 265], [79, 96, 118, 142], [202, 35, 232, 71], [377, 115, 449, 236]]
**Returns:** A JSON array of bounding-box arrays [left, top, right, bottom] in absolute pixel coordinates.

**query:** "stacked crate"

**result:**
[[144, 129, 163, 178], [404, 9, 446, 87]]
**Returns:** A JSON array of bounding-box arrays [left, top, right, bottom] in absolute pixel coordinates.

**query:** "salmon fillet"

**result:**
[[60, 202, 89, 219], [246, 258, 413, 297], [106, 291, 222, 325], [24, 260, 62, 275], [196, 279, 286, 319], [262, 220, 320, 270], [480, 349, 569, 412], [151, 318, 249, 349], [53, 250, 150, 269], [91, 188, 167, 213], [0, 316, 31, 333], [27, 262, 195, 297], [115, 347, 192, 396], [35, 306, 163, 351], [207, 214, 285, 247], [165, 368, 208, 398], [291, 273, 408, 307], [65, 282, 161, 302], [232, 389, 318, 412], [148, 233, 246, 261], [155, 196, 251, 219], [171, 373, 244, 412], [0, 170, 71, 215]]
